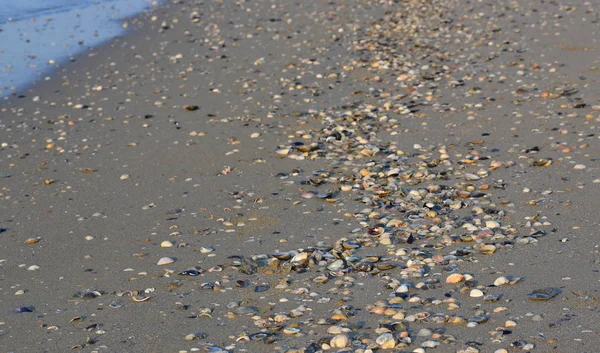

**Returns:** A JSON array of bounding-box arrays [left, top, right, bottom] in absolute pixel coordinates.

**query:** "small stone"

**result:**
[[120, 174, 130, 180], [27, 265, 40, 271], [157, 257, 175, 265], [574, 164, 586, 169], [505, 320, 517, 327], [250, 132, 260, 138], [494, 350, 508, 353]]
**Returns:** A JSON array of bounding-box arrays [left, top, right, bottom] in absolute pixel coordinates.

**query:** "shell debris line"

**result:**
[[0, 0, 598, 352]]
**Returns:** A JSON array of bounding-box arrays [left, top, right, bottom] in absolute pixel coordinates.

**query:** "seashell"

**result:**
[[479, 244, 497, 254], [493, 276, 508, 286], [330, 334, 350, 348], [15, 306, 35, 313], [179, 269, 200, 276], [511, 340, 535, 350], [485, 220, 500, 229], [471, 316, 489, 324], [208, 266, 222, 272], [160, 240, 174, 248], [131, 295, 150, 302], [282, 327, 300, 335], [528, 287, 560, 300], [272, 251, 292, 260], [353, 261, 373, 272], [470, 289, 485, 298], [254, 283, 270, 292], [81, 291, 101, 300], [235, 306, 259, 315], [200, 246, 215, 253], [446, 273, 465, 284], [327, 259, 346, 271], [327, 326, 351, 334], [157, 257, 175, 266], [290, 252, 309, 264], [483, 294, 502, 302], [464, 173, 480, 181], [376, 333, 396, 348], [367, 226, 385, 236], [446, 316, 467, 325], [185, 332, 207, 340], [313, 275, 329, 284], [422, 340, 440, 348]]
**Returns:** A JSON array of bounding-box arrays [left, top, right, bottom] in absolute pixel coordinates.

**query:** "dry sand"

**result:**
[[0, 0, 599, 352]]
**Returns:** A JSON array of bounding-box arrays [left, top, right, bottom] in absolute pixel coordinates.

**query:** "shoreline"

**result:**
[[0, 0, 163, 97], [1, 0, 599, 352]]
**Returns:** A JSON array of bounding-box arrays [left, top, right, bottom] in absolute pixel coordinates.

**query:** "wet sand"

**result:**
[[0, 0, 599, 352]]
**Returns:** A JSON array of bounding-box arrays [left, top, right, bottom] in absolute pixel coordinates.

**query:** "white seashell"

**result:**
[[470, 289, 484, 298], [157, 257, 175, 265]]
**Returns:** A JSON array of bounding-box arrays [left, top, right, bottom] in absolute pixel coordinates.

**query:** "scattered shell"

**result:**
[[446, 273, 465, 284], [14, 306, 35, 313], [131, 295, 150, 302], [470, 289, 485, 298], [528, 287, 560, 300], [160, 240, 174, 248], [330, 334, 350, 348], [494, 276, 509, 286], [376, 333, 396, 348], [157, 257, 175, 265]]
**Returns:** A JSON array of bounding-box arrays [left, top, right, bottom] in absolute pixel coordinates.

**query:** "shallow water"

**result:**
[[0, 0, 156, 96]]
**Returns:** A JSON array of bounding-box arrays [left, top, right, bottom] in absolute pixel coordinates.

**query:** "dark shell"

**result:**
[[528, 287, 560, 300]]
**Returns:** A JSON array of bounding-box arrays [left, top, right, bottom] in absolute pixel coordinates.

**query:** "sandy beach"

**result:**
[[1, 0, 599, 352]]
